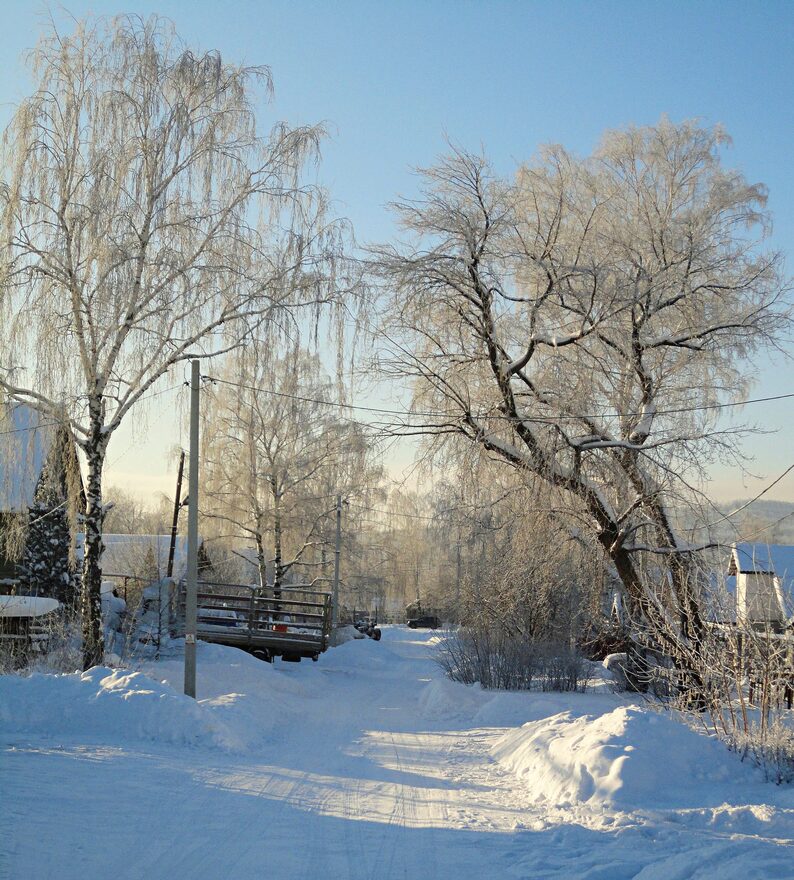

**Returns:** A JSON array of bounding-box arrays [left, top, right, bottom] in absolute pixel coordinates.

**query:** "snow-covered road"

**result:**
[[2, 627, 793, 879]]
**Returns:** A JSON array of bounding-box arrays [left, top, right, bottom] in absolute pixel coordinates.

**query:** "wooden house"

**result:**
[[726, 542, 794, 630]]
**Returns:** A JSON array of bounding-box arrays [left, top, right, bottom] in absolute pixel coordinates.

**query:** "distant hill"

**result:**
[[712, 499, 794, 545]]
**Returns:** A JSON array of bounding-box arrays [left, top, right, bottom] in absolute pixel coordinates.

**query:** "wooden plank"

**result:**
[[183, 585, 330, 599], [195, 629, 323, 652], [175, 580, 332, 656], [194, 594, 328, 612], [194, 595, 253, 604], [251, 598, 329, 610], [249, 611, 327, 622], [245, 622, 325, 632], [194, 604, 327, 621]]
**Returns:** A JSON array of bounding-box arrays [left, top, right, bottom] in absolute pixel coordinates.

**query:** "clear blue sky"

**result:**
[[1, 1, 792, 503]]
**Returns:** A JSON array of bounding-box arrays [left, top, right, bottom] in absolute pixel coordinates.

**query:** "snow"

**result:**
[[491, 705, 744, 811], [2, 628, 793, 879], [0, 403, 54, 510], [100, 533, 193, 579], [0, 665, 230, 749], [0, 595, 60, 617], [729, 542, 794, 619], [733, 542, 794, 582], [630, 401, 656, 442], [330, 623, 366, 645]]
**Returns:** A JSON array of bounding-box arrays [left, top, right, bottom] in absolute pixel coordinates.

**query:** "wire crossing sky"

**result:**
[[0, 0, 792, 502]]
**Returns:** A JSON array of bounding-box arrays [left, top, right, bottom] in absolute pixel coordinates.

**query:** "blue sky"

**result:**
[[1, 1, 792, 503]]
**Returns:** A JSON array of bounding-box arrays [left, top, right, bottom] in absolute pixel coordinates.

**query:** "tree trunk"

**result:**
[[598, 527, 707, 706], [255, 530, 267, 592], [81, 415, 108, 670], [273, 490, 283, 601]]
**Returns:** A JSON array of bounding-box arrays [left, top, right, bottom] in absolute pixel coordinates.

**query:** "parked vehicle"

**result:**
[[407, 615, 440, 630], [354, 617, 382, 640], [198, 607, 244, 628]]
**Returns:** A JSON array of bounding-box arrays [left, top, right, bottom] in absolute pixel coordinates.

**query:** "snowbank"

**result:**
[[0, 666, 232, 749], [491, 704, 751, 811], [0, 642, 308, 752], [140, 641, 307, 750], [330, 624, 365, 646], [418, 677, 486, 721]]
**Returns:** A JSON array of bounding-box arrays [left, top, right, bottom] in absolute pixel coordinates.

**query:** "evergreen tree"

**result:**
[[20, 504, 77, 606], [18, 427, 81, 606]]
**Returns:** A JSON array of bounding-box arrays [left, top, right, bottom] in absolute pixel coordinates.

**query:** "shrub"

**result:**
[[436, 626, 590, 693]]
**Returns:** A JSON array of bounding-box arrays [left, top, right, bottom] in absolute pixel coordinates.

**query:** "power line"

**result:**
[[27, 500, 68, 527], [0, 382, 184, 438], [740, 508, 794, 542], [347, 501, 441, 522], [0, 420, 62, 437], [206, 375, 405, 419], [702, 462, 794, 531], [204, 374, 794, 425], [135, 381, 185, 404]]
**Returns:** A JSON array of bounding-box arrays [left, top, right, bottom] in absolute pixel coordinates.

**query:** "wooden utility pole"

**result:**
[[455, 529, 462, 610], [184, 360, 200, 698], [167, 450, 185, 579]]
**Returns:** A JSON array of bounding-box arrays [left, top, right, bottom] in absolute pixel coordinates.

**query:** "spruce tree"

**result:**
[[18, 427, 80, 606]]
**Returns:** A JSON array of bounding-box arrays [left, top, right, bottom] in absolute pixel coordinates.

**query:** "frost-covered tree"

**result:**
[[19, 506, 74, 603], [202, 347, 377, 596], [103, 486, 173, 536], [0, 15, 346, 668], [375, 121, 789, 683], [19, 426, 83, 606]]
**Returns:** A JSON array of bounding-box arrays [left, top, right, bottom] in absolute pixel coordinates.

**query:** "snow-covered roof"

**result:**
[[0, 595, 60, 617], [728, 542, 794, 619], [730, 543, 794, 585], [100, 534, 194, 580], [705, 573, 737, 624], [0, 405, 56, 511]]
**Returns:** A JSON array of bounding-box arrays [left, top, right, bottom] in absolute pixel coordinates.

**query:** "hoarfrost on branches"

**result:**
[[374, 120, 790, 695], [0, 14, 352, 667]]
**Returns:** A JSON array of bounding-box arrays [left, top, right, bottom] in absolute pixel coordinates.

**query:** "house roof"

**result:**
[[0, 595, 60, 617], [729, 542, 794, 619], [730, 543, 794, 583], [705, 572, 738, 624], [100, 534, 194, 580], [0, 405, 55, 510]]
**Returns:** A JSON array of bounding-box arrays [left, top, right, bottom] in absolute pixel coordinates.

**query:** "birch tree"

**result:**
[[0, 15, 344, 667], [375, 120, 788, 687], [202, 347, 376, 596]]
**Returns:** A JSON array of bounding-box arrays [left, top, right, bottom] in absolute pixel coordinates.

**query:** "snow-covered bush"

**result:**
[[730, 717, 794, 785], [628, 588, 794, 784], [130, 578, 175, 656], [436, 626, 590, 693], [454, 516, 600, 644]]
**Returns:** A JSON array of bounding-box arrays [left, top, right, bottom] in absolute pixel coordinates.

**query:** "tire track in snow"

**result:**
[[375, 734, 412, 880]]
